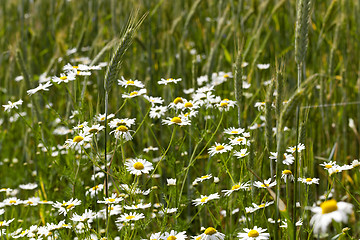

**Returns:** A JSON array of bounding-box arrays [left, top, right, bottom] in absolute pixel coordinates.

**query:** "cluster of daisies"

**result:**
[[1, 55, 357, 240]]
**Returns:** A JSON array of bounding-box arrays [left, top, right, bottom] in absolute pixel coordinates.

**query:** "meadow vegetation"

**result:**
[[0, 0, 360, 239]]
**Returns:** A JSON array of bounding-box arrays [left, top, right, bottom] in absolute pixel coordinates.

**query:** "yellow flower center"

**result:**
[[260, 184, 269, 188], [60, 76, 67, 80], [77, 71, 80, 75], [167, 236, 177, 240], [126, 215, 135, 220], [325, 164, 332, 169], [282, 170, 292, 175], [320, 199, 338, 214], [62, 224, 69, 227], [258, 204, 265, 208], [27, 201, 33, 205], [100, 117, 105, 121], [306, 178, 312, 182], [167, 78, 173, 81], [73, 136, 84, 143], [184, 102, 193, 108], [9, 200, 17, 204], [231, 130, 238, 134], [184, 113, 190, 117], [171, 117, 182, 124], [130, 91, 138, 96], [66, 204, 74, 209], [237, 138, 244, 142], [204, 227, 217, 235], [116, 125, 128, 132], [0, 221, 3, 226], [92, 186, 99, 191], [173, 97, 183, 104], [220, 102, 228, 107], [133, 162, 145, 170], [200, 197, 208, 203], [126, 80, 134, 85], [248, 229, 259, 237], [201, 175, 209, 179], [223, 74, 229, 78], [73, 66, 79, 69], [108, 198, 115, 202], [215, 145, 225, 151], [231, 185, 240, 190], [196, 237, 201, 240]]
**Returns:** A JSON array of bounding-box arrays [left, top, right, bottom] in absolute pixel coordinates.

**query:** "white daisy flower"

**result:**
[[298, 177, 319, 185], [27, 81, 52, 96], [2, 99, 23, 112], [224, 127, 245, 135], [217, 99, 236, 111], [73, 121, 88, 130], [124, 203, 152, 210], [122, 88, 147, 98], [281, 170, 294, 183], [351, 159, 360, 168], [253, 178, 277, 189], [269, 152, 295, 165], [144, 95, 164, 106], [64, 132, 91, 149], [109, 125, 133, 141], [96, 113, 115, 122], [150, 106, 168, 119], [3, 197, 23, 206], [286, 143, 305, 153], [192, 193, 220, 206], [124, 158, 154, 176], [208, 142, 233, 156], [19, 183, 38, 190], [97, 193, 123, 204], [162, 116, 191, 126], [157, 77, 182, 85], [229, 136, 247, 146], [257, 63, 270, 69], [83, 124, 105, 135], [222, 182, 250, 196], [118, 76, 144, 88], [310, 199, 353, 235], [116, 212, 145, 222], [0, 219, 15, 227], [71, 209, 96, 223], [86, 184, 104, 198], [53, 198, 81, 216], [167, 178, 177, 186], [249, 122, 265, 130], [237, 226, 270, 240], [234, 149, 249, 158], [143, 146, 159, 152], [52, 72, 76, 84], [163, 207, 178, 214], [245, 201, 274, 213], [193, 174, 213, 184]]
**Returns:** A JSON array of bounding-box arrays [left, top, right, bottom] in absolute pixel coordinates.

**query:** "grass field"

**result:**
[[1, 0, 360, 239]]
